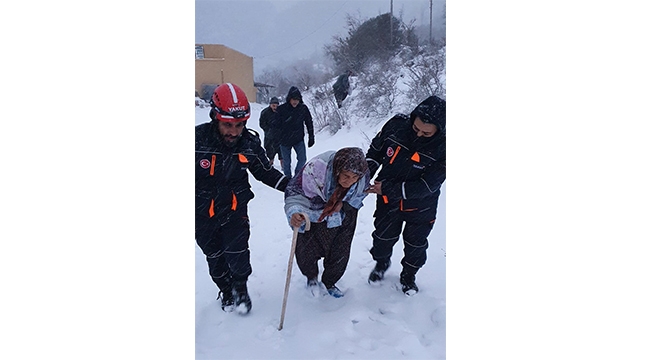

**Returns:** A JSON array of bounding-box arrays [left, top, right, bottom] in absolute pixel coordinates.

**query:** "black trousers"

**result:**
[[295, 203, 358, 288], [369, 202, 435, 275], [195, 207, 251, 291], [263, 135, 283, 162]]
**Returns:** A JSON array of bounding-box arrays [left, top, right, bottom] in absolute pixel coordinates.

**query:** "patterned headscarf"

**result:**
[[318, 147, 368, 222], [331, 147, 369, 177]]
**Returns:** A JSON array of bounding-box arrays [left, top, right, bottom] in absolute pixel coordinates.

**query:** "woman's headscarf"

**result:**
[[318, 147, 369, 222]]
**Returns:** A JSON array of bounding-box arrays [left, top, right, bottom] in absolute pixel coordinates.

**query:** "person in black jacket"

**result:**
[[365, 96, 446, 295], [332, 70, 352, 108], [259, 96, 283, 167], [275, 86, 315, 178], [196, 83, 289, 314]]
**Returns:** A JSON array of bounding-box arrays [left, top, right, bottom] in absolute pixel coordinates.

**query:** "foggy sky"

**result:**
[[195, 0, 445, 75]]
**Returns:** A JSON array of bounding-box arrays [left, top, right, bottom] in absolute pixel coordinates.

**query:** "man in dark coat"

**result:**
[[275, 86, 315, 178], [259, 96, 283, 167], [332, 70, 352, 108], [196, 83, 289, 314], [364, 96, 446, 295]]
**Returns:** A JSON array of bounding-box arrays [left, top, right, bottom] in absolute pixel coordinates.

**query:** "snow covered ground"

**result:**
[[195, 102, 446, 359], [6, 3, 650, 358]]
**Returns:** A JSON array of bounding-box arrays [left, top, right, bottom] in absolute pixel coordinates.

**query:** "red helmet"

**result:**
[[211, 83, 251, 122]]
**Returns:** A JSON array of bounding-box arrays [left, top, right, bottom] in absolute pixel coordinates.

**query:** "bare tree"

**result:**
[[285, 61, 320, 92], [306, 83, 345, 134], [355, 59, 403, 118], [324, 13, 364, 74], [404, 46, 446, 107], [256, 68, 290, 100]]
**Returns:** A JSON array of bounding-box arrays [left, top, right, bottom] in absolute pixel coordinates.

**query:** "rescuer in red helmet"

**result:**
[[196, 83, 289, 315]]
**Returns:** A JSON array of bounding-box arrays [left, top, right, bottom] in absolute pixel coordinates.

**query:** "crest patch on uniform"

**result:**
[[200, 159, 210, 169], [386, 147, 394, 157]]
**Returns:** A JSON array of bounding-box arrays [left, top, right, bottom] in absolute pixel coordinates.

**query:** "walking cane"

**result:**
[[278, 213, 310, 331]]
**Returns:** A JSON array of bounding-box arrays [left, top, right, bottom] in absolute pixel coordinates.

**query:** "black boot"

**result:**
[[232, 281, 252, 315], [368, 259, 391, 284], [214, 277, 235, 312], [217, 289, 235, 312], [399, 269, 419, 296]]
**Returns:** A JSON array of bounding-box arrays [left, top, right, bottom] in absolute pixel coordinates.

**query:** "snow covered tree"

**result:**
[[404, 46, 446, 107], [325, 12, 416, 74]]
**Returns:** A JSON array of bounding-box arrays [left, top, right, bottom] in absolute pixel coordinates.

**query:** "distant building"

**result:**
[[195, 44, 256, 103]]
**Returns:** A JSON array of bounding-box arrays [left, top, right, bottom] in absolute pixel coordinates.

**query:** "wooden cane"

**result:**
[[278, 213, 310, 331]]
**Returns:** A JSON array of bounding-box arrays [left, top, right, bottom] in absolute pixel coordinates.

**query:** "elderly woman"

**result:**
[[284, 147, 370, 298]]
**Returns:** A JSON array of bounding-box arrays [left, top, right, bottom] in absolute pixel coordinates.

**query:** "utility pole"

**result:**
[[429, 0, 433, 44], [390, 0, 393, 46]]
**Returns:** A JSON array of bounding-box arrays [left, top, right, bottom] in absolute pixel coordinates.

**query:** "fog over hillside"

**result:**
[[195, 0, 445, 74]]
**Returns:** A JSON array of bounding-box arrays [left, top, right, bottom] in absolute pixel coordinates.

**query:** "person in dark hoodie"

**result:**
[[332, 70, 352, 108], [364, 96, 446, 295], [275, 86, 315, 178], [196, 83, 289, 314]]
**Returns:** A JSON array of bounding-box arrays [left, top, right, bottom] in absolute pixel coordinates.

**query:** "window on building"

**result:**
[[195, 46, 204, 59]]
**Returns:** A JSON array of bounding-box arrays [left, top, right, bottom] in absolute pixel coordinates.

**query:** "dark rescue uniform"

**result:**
[[195, 121, 288, 288], [365, 113, 446, 273]]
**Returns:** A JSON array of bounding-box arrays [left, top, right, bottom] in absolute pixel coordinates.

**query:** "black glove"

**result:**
[[308, 136, 315, 148]]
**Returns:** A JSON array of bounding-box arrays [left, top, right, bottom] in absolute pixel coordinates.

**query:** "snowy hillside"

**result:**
[[195, 99, 446, 359]]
